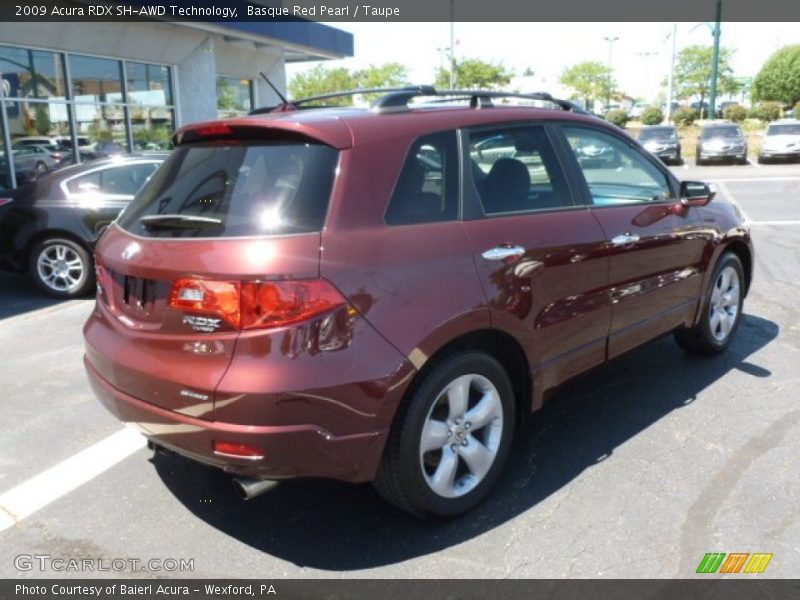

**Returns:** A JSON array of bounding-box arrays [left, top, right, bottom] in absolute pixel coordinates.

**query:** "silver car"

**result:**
[[758, 120, 800, 163], [696, 123, 748, 165]]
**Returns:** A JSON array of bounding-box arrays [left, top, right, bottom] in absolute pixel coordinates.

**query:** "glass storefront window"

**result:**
[[126, 62, 173, 106], [217, 77, 253, 117], [0, 113, 11, 190], [1, 45, 175, 187], [0, 45, 67, 100], [131, 107, 174, 151], [74, 103, 129, 155], [5, 100, 71, 142], [69, 55, 123, 104]]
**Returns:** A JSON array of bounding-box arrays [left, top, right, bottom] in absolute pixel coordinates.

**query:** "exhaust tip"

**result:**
[[232, 477, 280, 500]]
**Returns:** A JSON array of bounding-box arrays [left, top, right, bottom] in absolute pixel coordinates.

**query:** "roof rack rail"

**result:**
[[248, 85, 437, 115], [247, 86, 590, 116], [373, 88, 590, 114]]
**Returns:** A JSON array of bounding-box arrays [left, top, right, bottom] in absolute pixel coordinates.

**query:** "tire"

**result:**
[[373, 351, 516, 519], [34, 161, 47, 177], [674, 252, 744, 355], [29, 237, 95, 298], [757, 155, 769, 165], [695, 151, 704, 166]]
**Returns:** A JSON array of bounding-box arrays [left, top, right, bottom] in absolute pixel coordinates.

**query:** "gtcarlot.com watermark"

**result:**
[[14, 553, 194, 573]]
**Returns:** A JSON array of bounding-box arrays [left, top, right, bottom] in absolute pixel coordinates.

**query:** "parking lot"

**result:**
[[0, 162, 798, 579]]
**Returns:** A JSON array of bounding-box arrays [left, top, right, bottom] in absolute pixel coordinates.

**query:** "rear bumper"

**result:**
[[85, 356, 390, 483]]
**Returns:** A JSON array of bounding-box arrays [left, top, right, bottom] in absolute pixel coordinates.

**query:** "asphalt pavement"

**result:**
[[0, 162, 798, 578]]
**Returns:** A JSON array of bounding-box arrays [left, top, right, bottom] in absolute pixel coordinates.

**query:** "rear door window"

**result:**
[[117, 141, 339, 238], [468, 125, 573, 215], [385, 131, 458, 225]]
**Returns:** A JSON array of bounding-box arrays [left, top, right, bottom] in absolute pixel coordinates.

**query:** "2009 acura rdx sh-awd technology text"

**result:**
[[83, 87, 753, 518]]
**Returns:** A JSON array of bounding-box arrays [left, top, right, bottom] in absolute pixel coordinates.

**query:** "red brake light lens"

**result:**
[[168, 278, 346, 331], [0, 198, 13, 207], [193, 124, 234, 139], [240, 280, 346, 330]]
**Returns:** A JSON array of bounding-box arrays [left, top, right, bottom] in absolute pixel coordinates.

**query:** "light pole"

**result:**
[[603, 36, 619, 109], [449, 0, 456, 89], [436, 47, 451, 74], [665, 23, 677, 123], [708, 0, 722, 119], [637, 51, 658, 102]]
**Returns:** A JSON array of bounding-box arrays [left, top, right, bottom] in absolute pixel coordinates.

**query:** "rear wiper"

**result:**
[[139, 214, 222, 230]]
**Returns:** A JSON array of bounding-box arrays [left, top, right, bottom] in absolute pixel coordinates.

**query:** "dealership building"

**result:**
[[0, 12, 353, 188]]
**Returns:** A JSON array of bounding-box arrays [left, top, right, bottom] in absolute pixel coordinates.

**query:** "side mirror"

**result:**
[[680, 181, 715, 207]]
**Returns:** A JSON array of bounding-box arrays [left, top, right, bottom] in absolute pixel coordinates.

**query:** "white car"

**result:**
[[758, 120, 800, 163]]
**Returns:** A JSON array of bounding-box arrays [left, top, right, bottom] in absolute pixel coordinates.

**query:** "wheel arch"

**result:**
[[724, 239, 752, 296], [394, 328, 533, 430]]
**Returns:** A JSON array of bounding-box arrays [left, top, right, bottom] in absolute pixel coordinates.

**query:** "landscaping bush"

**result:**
[[723, 104, 748, 122], [640, 106, 664, 125], [748, 102, 782, 122], [605, 109, 630, 128], [672, 107, 697, 126], [794, 101, 800, 116]]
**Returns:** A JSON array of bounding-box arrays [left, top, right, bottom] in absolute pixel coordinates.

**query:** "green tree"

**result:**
[[288, 65, 357, 105], [34, 104, 51, 136], [287, 63, 409, 106], [434, 58, 513, 89], [353, 63, 408, 89], [559, 61, 615, 111], [752, 45, 800, 106], [673, 45, 739, 117]]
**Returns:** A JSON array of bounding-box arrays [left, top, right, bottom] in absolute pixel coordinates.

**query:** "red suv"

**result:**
[[84, 87, 753, 518]]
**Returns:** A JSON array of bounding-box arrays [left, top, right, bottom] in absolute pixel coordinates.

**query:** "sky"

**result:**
[[286, 22, 799, 103]]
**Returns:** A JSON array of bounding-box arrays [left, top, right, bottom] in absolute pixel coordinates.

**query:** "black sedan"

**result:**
[[0, 154, 167, 297], [638, 125, 682, 165]]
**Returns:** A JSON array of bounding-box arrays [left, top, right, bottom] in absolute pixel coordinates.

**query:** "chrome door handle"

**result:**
[[481, 245, 525, 261], [610, 233, 640, 246]]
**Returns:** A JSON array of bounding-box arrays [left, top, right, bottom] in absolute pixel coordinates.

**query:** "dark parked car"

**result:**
[[83, 88, 753, 519], [0, 154, 166, 297], [696, 123, 748, 165], [638, 125, 682, 164]]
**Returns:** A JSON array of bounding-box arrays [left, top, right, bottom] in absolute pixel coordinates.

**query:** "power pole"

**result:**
[[708, 0, 722, 119], [604, 36, 619, 109]]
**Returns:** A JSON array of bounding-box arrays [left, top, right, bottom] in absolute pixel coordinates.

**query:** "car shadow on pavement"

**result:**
[[153, 313, 778, 570], [0, 272, 68, 320]]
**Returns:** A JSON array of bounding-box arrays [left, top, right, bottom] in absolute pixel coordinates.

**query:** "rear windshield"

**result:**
[[639, 128, 677, 141], [117, 141, 339, 238], [701, 126, 742, 139], [767, 123, 800, 135]]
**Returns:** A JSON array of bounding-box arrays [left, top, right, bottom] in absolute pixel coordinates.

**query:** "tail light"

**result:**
[[168, 278, 347, 330], [0, 198, 13, 207]]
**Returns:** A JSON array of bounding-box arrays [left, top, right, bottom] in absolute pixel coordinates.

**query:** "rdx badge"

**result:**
[[182, 315, 222, 332]]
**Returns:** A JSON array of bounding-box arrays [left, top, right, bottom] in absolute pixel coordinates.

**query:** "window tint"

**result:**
[[385, 131, 458, 226], [563, 126, 673, 206], [66, 171, 101, 194], [100, 163, 158, 196], [469, 125, 572, 215], [117, 142, 339, 238]]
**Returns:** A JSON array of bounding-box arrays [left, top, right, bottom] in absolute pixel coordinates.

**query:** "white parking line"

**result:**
[[750, 220, 800, 225], [712, 176, 800, 183], [714, 180, 753, 223], [0, 428, 145, 532]]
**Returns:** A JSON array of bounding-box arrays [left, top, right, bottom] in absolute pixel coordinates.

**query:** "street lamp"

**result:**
[[603, 36, 619, 109], [637, 51, 658, 102]]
